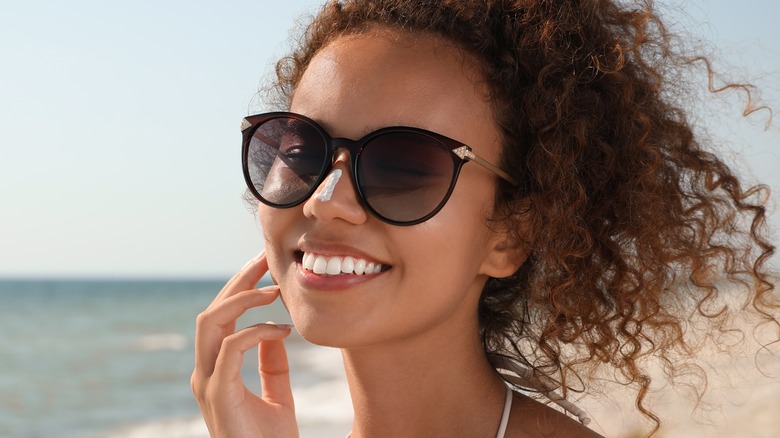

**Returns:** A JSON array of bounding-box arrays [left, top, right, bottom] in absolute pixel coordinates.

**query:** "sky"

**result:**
[[1, 1, 778, 279]]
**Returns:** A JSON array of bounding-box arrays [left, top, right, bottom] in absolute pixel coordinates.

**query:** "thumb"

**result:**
[[258, 335, 295, 409]]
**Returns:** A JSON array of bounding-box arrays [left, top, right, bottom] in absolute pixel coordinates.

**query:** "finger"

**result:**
[[213, 250, 269, 304], [210, 323, 292, 388], [259, 338, 294, 408], [195, 288, 280, 377], [214, 250, 269, 303]]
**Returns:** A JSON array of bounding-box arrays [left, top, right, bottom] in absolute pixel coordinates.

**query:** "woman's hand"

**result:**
[[192, 252, 298, 438]]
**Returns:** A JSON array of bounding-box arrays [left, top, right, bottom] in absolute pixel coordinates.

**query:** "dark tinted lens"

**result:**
[[246, 117, 328, 206], [358, 132, 455, 223]]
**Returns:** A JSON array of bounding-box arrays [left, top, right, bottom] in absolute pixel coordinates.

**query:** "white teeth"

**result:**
[[303, 253, 315, 270], [341, 256, 354, 274], [326, 257, 342, 275], [313, 255, 328, 274], [301, 252, 384, 276]]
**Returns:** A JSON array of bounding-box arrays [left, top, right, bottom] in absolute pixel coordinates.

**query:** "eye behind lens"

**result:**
[[248, 116, 330, 207], [357, 131, 457, 224]]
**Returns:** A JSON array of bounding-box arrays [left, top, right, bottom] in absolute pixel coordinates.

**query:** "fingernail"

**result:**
[[265, 322, 293, 330]]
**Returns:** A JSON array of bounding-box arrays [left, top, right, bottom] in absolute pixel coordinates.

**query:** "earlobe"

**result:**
[[480, 233, 529, 278]]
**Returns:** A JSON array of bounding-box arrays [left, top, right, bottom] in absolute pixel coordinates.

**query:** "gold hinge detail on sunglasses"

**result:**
[[452, 145, 475, 161], [452, 145, 518, 185], [240, 119, 252, 131]]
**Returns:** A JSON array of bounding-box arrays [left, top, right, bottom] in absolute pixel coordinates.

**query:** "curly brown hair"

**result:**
[[265, 0, 779, 435]]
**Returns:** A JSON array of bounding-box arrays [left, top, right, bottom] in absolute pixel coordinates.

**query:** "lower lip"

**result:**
[[296, 264, 386, 291]]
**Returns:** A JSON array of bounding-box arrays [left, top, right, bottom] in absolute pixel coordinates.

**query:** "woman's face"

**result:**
[[259, 29, 519, 348]]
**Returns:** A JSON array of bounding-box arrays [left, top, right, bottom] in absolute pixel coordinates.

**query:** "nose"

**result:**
[[302, 150, 369, 225]]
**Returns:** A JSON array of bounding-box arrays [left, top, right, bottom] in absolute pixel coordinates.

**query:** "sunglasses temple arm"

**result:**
[[453, 146, 518, 185]]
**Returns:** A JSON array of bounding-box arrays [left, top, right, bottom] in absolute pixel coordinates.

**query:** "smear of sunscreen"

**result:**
[[315, 168, 343, 202]]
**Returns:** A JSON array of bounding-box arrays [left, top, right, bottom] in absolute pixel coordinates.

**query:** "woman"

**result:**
[[192, 1, 779, 436]]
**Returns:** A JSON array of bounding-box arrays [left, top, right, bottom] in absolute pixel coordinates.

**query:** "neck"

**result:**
[[341, 306, 507, 438]]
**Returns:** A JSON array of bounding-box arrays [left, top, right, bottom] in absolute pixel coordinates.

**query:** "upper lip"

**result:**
[[298, 238, 389, 266]]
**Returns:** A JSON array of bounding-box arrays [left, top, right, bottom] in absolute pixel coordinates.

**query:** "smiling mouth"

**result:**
[[297, 251, 390, 276]]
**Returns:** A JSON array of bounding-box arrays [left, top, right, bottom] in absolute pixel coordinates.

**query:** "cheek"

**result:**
[[398, 205, 492, 284], [257, 204, 275, 242], [413, 189, 494, 273], [257, 205, 295, 282]]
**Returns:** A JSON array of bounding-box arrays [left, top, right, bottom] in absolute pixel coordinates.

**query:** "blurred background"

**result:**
[[0, 1, 778, 437]]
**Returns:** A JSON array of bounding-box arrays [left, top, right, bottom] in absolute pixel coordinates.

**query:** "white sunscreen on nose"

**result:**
[[315, 168, 343, 202]]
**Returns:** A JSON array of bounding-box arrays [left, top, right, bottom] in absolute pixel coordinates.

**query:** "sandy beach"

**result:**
[[579, 308, 780, 438], [581, 348, 780, 437]]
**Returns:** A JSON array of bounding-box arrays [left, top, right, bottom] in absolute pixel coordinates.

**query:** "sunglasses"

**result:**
[[241, 112, 517, 226]]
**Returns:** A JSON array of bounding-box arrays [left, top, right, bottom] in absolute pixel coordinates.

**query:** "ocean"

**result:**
[[0, 279, 352, 438]]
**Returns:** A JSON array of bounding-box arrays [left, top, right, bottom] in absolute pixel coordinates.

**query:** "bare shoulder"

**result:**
[[506, 392, 604, 438]]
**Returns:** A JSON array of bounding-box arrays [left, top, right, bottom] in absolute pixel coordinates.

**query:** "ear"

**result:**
[[479, 228, 529, 278], [480, 198, 534, 278]]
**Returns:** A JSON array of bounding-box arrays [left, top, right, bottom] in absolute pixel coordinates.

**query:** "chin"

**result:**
[[296, 327, 345, 348], [287, 308, 376, 349], [294, 322, 355, 349]]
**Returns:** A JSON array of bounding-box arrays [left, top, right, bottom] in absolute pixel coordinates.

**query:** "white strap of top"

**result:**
[[496, 384, 513, 438], [489, 354, 592, 425]]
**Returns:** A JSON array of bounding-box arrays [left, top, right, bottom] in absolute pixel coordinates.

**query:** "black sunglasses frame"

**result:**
[[241, 111, 517, 226]]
